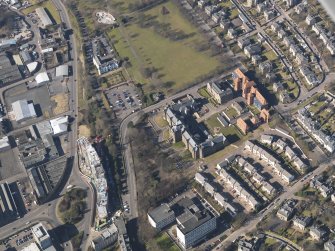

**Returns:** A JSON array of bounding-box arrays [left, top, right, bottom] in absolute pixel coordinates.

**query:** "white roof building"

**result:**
[[50, 116, 69, 135], [55, 64, 69, 78], [0, 136, 11, 152], [27, 62, 38, 73], [35, 72, 50, 85], [31, 223, 55, 250], [260, 134, 274, 145], [195, 172, 207, 185], [77, 137, 108, 221], [12, 99, 36, 122], [41, 48, 53, 54], [35, 7, 53, 27]]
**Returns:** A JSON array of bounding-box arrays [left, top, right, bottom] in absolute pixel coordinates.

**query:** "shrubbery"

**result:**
[[58, 188, 87, 224]]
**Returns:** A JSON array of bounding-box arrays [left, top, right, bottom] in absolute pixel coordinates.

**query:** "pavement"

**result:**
[[0, 1, 95, 250], [214, 158, 335, 250], [120, 71, 237, 220], [51, 0, 95, 249], [117, 2, 335, 250], [2, 1, 331, 251]]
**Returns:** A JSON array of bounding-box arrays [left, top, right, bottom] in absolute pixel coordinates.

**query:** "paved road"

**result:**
[[120, 71, 236, 220], [51, 0, 95, 249], [215, 158, 335, 250], [116, 3, 335, 251], [0, 1, 94, 250]]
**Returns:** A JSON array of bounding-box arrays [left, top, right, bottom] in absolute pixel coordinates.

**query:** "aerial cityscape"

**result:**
[[0, 0, 334, 250]]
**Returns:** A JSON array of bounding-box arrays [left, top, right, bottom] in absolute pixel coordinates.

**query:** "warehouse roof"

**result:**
[[148, 204, 175, 223], [35, 72, 50, 84], [35, 7, 53, 27], [0, 136, 10, 151], [12, 100, 36, 122], [50, 116, 68, 135], [55, 64, 69, 77], [27, 62, 38, 73]]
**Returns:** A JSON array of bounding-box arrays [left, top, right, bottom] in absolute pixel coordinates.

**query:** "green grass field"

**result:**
[[22, 0, 61, 24], [204, 113, 242, 143], [248, 105, 260, 116], [155, 233, 179, 251], [198, 87, 211, 99], [219, 0, 232, 8], [225, 107, 238, 119], [263, 50, 278, 61], [107, 0, 221, 93], [309, 100, 326, 114]]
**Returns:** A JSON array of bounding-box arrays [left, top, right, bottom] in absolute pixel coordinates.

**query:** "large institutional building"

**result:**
[[164, 95, 226, 159], [232, 68, 270, 123], [176, 198, 217, 249], [147, 197, 217, 250]]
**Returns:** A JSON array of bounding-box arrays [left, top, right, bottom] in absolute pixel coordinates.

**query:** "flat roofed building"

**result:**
[[31, 223, 55, 250], [92, 36, 119, 75], [0, 182, 20, 226], [0, 54, 22, 85], [0, 136, 11, 152], [92, 224, 118, 251], [50, 116, 69, 136], [148, 203, 175, 230], [12, 99, 36, 122], [176, 199, 217, 249], [35, 120, 53, 139], [35, 7, 53, 28], [55, 64, 69, 78], [35, 72, 50, 86], [206, 81, 233, 104]]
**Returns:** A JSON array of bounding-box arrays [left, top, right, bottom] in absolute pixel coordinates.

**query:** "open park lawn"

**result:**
[[22, 0, 61, 23], [204, 113, 243, 143], [107, 0, 221, 93]]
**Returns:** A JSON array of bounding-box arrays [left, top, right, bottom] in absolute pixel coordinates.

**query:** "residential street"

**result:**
[[216, 158, 335, 250]]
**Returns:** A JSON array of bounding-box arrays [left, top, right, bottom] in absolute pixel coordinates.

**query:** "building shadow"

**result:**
[[126, 218, 146, 251], [50, 223, 79, 249]]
